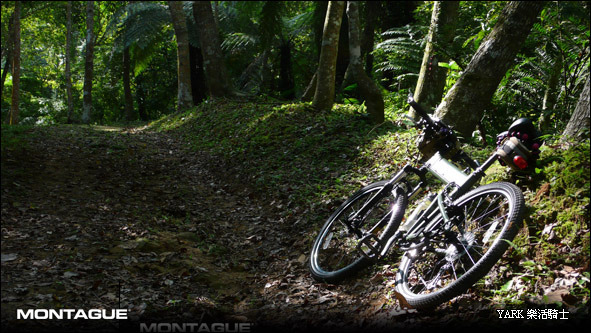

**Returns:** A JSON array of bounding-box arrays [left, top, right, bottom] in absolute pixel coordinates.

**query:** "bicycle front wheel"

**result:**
[[310, 181, 407, 283], [395, 182, 524, 309]]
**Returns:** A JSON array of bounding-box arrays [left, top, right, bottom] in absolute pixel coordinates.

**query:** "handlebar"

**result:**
[[407, 94, 540, 172], [407, 94, 480, 170], [407, 94, 436, 128]]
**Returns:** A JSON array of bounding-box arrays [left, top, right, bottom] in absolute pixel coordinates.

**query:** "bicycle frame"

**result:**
[[354, 145, 504, 261], [348, 95, 536, 262], [310, 95, 540, 301], [404, 151, 499, 236]]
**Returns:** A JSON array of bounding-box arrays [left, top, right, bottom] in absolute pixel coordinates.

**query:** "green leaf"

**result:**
[[438, 61, 460, 71], [501, 279, 513, 291], [343, 84, 358, 92]]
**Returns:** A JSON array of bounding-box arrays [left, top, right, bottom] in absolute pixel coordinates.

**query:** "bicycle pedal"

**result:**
[[356, 233, 384, 261]]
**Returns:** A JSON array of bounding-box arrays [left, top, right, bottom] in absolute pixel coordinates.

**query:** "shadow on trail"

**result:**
[[2, 124, 587, 332]]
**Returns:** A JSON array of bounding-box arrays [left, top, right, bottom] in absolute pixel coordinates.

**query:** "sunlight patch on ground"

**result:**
[[92, 125, 125, 132]]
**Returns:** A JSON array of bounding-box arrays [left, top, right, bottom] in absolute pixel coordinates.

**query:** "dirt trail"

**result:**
[[0, 126, 377, 332], [1, 126, 584, 332]]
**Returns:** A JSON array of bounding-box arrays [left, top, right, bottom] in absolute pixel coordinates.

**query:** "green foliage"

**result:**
[[132, 45, 178, 119], [534, 140, 590, 237], [1, 1, 179, 125], [1, 124, 33, 156], [109, 2, 174, 76], [437, 60, 461, 95], [2, 76, 63, 125], [374, 1, 507, 94], [455, 1, 505, 57], [217, 1, 316, 97], [375, 24, 426, 90], [1, 2, 75, 124], [476, 138, 590, 307], [486, 2, 589, 139], [1, 1, 588, 138], [150, 98, 417, 224], [377, 1, 589, 142]]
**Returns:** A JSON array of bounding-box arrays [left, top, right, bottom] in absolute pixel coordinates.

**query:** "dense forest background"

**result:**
[[1, 1, 590, 331], [1, 1, 589, 139]]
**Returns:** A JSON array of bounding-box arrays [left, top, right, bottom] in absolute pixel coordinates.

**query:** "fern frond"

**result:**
[[221, 32, 258, 53], [238, 52, 267, 94], [284, 8, 314, 39], [117, 2, 171, 50]]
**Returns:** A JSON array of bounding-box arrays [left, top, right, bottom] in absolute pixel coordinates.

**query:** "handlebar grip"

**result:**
[[407, 95, 436, 127]]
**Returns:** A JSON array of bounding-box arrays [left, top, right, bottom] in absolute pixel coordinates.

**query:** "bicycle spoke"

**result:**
[[450, 261, 459, 281], [469, 196, 505, 225], [458, 240, 477, 266], [466, 196, 484, 224], [401, 188, 516, 298], [311, 182, 401, 277]]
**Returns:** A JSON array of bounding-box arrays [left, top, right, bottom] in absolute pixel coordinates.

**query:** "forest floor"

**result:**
[[1, 125, 588, 333]]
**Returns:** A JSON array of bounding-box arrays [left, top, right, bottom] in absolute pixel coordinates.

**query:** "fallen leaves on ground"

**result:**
[[1, 125, 588, 332]]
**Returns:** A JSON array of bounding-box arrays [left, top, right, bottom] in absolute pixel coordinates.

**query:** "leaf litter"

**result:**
[[1, 125, 587, 332]]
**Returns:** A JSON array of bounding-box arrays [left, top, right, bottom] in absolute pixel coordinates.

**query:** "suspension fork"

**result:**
[[347, 165, 426, 228], [353, 166, 426, 260], [356, 185, 408, 260]]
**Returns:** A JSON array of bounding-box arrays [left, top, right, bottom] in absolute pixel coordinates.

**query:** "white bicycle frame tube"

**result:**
[[424, 152, 469, 187]]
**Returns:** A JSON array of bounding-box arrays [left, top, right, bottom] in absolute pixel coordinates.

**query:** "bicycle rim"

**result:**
[[310, 181, 404, 282]]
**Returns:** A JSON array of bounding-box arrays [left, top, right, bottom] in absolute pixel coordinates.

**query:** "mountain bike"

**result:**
[[309, 95, 542, 309]]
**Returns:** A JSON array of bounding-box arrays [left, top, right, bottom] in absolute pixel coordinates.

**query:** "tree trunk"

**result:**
[[562, 76, 590, 141], [1, 11, 14, 99], [411, 1, 459, 119], [65, 1, 74, 124], [82, 1, 95, 124], [434, 1, 545, 138], [361, 1, 378, 77], [123, 47, 134, 121], [193, 1, 233, 99], [335, 6, 349, 93], [343, 1, 384, 123], [169, 1, 194, 112], [301, 2, 329, 101], [279, 39, 295, 100], [538, 54, 563, 131], [9, 1, 21, 125], [189, 44, 207, 104], [312, 2, 329, 62], [312, 1, 345, 111], [136, 73, 148, 121]]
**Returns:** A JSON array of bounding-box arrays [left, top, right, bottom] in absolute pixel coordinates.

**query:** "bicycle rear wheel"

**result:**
[[310, 180, 407, 283], [395, 182, 524, 309]]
